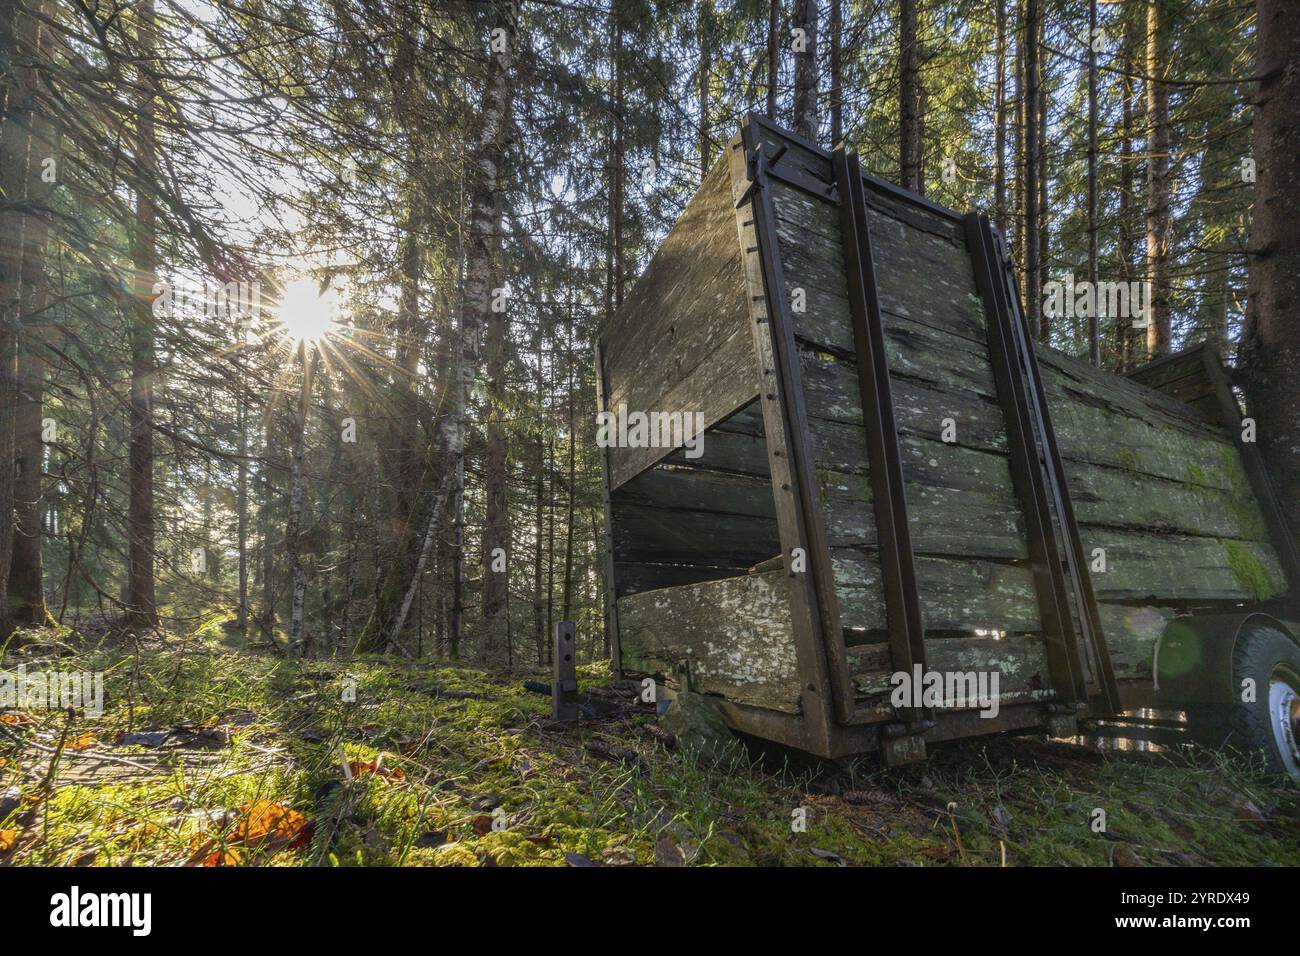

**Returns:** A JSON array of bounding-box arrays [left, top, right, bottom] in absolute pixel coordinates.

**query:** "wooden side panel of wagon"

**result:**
[[598, 114, 1298, 760]]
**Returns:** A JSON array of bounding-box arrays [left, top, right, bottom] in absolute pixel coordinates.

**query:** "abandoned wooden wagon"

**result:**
[[594, 115, 1300, 774]]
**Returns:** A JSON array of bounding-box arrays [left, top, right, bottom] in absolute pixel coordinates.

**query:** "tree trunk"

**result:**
[[898, 0, 922, 191], [829, 0, 843, 144], [1240, 0, 1300, 543], [561, 314, 576, 623], [697, 0, 713, 180], [1117, 21, 1138, 370], [471, 0, 518, 666], [235, 360, 249, 630], [0, 0, 22, 637], [1086, 0, 1100, 365], [285, 344, 316, 656], [792, 0, 819, 142], [532, 431, 545, 666], [1145, 0, 1172, 357], [767, 0, 779, 119], [1022, 0, 1042, 338], [994, 0, 1007, 234], [1037, 43, 1049, 342], [126, 0, 159, 628], [7, 0, 54, 628]]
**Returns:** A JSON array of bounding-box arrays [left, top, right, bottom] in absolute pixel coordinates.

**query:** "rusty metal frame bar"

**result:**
[[965, 213, 1091, 706], [745, 112, 966, 225], [833, 148, 928, 727], [738, 119, 858, 730], [992, 221, 1120, 713]]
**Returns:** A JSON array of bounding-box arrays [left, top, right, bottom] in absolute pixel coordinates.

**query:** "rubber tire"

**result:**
[[1218, 625, 1300, 778]]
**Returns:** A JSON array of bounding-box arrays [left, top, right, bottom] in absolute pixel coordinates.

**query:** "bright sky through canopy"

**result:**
[[277, 276, 340, 344]]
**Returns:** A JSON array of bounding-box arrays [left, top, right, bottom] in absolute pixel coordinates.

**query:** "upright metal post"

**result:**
[[552, 621, 579, 722]]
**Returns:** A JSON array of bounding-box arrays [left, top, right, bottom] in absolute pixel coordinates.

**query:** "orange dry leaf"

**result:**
[[231, 800, 309, 848], [347, 760, 404, 781], [65, 732, 98, 751], [0, 713, 32, 725], [200, 848, 242, 867], [0, 830, 16, 852]]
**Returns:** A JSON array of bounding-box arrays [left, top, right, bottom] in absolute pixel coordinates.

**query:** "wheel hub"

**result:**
[[1268, 671, 1300, 777]]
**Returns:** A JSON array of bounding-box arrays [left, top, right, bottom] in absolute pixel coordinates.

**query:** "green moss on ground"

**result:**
[[1, 625, 1296, 867]]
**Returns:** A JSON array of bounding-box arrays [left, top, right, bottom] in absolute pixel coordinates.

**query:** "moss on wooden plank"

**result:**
[[1079, 529, 1284, 602]]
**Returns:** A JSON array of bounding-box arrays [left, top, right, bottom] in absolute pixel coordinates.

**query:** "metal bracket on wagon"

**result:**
[[1043, 702, 1085, 738], [879, 720, 933, 767]]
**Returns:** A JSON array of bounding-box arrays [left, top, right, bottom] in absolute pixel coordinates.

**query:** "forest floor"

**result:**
[[1, 617, 1298, 867]]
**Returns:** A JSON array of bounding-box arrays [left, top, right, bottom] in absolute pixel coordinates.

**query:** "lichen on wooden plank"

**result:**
[[832, 548, 1041, 633], [617, 570, 801, 712]]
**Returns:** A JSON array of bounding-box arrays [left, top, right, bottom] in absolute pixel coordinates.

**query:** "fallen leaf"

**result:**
[[472, 815, 493, 837], [230, 800, 309, 848], [65, 732, 98, 750], [0, 713, 32, 725], [200, 848, 242, 867], [347, 760, 405, 781], [0, 830, 16, 852]]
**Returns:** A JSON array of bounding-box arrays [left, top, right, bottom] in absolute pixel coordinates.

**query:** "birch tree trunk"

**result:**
[[465, 0, 517, 666]]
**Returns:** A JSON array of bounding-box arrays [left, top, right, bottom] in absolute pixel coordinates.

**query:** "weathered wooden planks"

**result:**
[[612, 503, 779, 567], [847, 635, 1052, 704], [832, 548, 1041, 633], [610, 401, 780, 596], [606, 119, 1290, 736], [603, 158, 759, 489], [1076, 529, 1284, 602], [618, 569, 802, 712], [768, 156, 1045, 669]]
